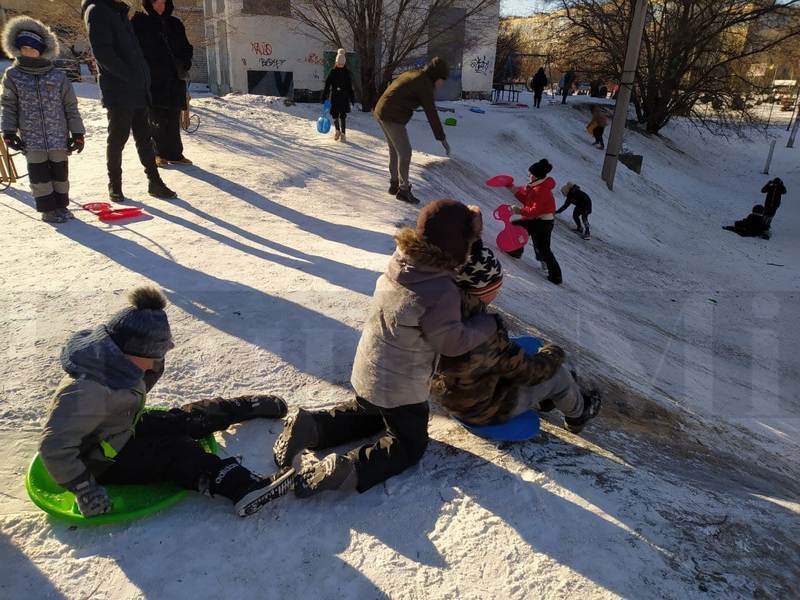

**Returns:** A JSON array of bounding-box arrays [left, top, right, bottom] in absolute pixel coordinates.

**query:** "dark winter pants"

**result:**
[[149, 107, 184, 161], [333, 115, 347, 133], [106, 106, 158, 186], [562, 87, 569, 104], [26, 149, 69, 212], [509, 219, 563, 283], [593, 125, 605, 145], [572, 207, 590, 234], [309, 396, 429, 493], [94, 399, 247, 491], [533, 89, 544, 108]]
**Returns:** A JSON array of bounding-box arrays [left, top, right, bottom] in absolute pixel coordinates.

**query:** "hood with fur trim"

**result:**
[[143, 0, 174, 17], [1, 15, 60, 61], [423, 56, 449, 81], [394, 227, 471, 272]]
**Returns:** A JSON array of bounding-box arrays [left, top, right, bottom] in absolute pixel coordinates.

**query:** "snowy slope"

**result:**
[[1, 87, 798, 599]]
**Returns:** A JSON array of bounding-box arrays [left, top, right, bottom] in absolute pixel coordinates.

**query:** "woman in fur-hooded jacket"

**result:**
[[272, 200, 498, 498], [1, 16, 85, 220]]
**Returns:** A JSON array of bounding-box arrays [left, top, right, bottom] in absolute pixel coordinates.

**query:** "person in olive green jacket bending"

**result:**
[[374, 57, 451, 205]]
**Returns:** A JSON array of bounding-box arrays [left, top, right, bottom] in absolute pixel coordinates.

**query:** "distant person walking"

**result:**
[[531, 67, 548, 109], [132, 0, 194, 167], [82, 0, 176, 201], [373, 57, 451, 205], [561, 68, 575, 104], [323, 49, 356, 143]]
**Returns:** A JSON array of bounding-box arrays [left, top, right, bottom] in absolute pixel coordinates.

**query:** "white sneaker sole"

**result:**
[[235, 467, 295, 517]]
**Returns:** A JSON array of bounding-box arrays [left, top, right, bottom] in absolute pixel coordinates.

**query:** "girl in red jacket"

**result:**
[[506, 159, 563, 284]]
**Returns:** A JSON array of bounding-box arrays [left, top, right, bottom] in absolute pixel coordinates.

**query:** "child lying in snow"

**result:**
[[722, 204, 768, 238], [39, 287, 293, 518], [431, 241, 602, 433], [273, 200, 497, 497]]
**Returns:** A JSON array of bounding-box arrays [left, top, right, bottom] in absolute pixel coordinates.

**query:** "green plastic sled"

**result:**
[[25, 417, 218, 526]]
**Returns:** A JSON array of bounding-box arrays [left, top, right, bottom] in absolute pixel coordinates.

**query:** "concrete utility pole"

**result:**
[[788, 96, 800, 148], [601, 0, 649, 191]]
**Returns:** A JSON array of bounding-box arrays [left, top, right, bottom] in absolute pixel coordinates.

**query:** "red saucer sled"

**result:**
[[485, 174, 514, 188], [82, 202, 144, 222]]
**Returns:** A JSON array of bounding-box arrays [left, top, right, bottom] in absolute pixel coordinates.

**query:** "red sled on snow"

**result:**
[[82, 202, 144, 222]]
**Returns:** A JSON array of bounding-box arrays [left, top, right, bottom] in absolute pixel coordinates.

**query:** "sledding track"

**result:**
[[1, 87, 798, 599]]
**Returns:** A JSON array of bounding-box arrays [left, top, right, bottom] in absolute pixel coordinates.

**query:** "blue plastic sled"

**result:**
[[317, 100, 332, 134], [452, 336, 543, 441], [469, 107, 486, 114]]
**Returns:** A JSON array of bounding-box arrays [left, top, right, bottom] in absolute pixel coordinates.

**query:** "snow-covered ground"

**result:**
[[1, 86, 798, 599]]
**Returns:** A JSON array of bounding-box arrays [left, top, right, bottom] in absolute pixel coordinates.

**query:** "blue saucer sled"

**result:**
[[452, 336, 543, 442], [317, 99, 332, 134], [25, 409, 218, 526]]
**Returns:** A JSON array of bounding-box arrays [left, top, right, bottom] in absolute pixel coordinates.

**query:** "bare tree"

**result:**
[[292, 0, 499, 110], [554, 0, 800, 134]]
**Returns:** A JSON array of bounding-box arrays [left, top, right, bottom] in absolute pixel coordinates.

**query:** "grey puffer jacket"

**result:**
[[351, 228, 498, 409], [0, 16, 84, 151], [39, 326, 157, 488]]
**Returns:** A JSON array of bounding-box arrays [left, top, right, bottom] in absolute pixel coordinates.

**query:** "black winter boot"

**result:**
[[108, 182, 125, 203], [148, 176, 177, 199], [222, 395, 288, 420], [388, 180, 400, 195], [395, 188, 420, 205], [273, 408, 319, 468], [294, 453, 356, 498], [564, 389, 602, 434], [210, 458, 295, 517]]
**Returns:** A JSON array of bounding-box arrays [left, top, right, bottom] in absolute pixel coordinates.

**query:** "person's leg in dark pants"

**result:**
[[96, 433, 224, 490], [532, 220, 562, 284], [594, 125, 605, 148], [347, 399, 429, 492], [150, 107, 183, 161], [130, 107, 159, 178], [311, 396, 387, 449], [572, 207, 583, 233], [581, 212, 590, 237], [106, 107, 134, 193], [514, 219, 543, 262], [534, 90, 543, 108], [135, 396, 288, 440], [562, 88, 568, 104]]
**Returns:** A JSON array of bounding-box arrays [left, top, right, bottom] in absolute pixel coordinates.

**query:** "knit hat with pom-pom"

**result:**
[[335, 48, 346, 67], [106, 286, 174, 358], [529, 159, 553, 180]]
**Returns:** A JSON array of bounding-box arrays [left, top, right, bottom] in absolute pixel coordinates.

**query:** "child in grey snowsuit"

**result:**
[[1, 16, 85, 223], [39, 286, 294, 518]]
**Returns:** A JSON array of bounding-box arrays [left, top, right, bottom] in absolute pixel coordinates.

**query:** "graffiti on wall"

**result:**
[[260, 58, 287, 69], [469, 55, 491, 75], [300, 52, 322, 65], [250, 42, 273, 56]]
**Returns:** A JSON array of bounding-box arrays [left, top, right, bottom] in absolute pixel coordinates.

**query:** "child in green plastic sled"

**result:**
[[38, 286, 294, 518]]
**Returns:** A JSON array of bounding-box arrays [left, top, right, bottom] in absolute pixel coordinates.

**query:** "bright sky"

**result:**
[[501, 0, 550, 17]]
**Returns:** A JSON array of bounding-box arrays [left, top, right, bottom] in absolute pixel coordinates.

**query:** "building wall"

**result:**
[[206, 0, 499, 99]]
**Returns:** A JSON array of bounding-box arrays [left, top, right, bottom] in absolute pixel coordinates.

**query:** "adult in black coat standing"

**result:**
[[562, 68, 575, 104], [323, 49, 356, 142], [761, 177, 786, 231], [132, 0, 193, 165], [81, 0, 175, 201], [531, 67, 548, 109]]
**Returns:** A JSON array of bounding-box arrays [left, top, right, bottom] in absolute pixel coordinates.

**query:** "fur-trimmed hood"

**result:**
[[395, 228, 466, 272], [142, 0, 174, 17], [1, 16, 60, 61]]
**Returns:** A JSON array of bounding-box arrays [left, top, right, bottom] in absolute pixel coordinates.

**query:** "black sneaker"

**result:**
[[294, 454, 355, 499], [273, 408, 319, 468], [564, 389, 602, 434], [108, 183, 125, 203], [388, 180, 400, 195], [396, 188, 420, 204], [148, 178, 177, 199], [234, 467, 295, 517]]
